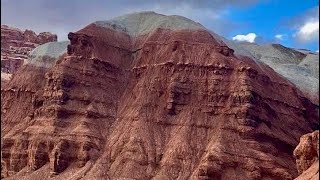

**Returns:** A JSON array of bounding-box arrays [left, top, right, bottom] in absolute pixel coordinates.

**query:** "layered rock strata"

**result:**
[[1, 12, 319, 180]]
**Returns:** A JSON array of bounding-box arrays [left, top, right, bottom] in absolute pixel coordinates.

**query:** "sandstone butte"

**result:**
[[1, 25, 57, 76], [1, 11, 319, 180]]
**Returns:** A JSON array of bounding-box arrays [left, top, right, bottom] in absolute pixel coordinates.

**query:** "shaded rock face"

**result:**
[[294, 130, 319, 180], [1, 12, 319, 180], [1, 25, 57, 74]]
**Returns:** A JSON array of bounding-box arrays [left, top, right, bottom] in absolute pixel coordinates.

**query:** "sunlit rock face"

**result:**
[[294, 130, 319, 180]]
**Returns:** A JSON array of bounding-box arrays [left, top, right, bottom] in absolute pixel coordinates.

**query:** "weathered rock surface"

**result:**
[[1, 25, 57, 75], [1, 12, 319, 180], [26, 41, 69, 68], [294, 130, 319, 180], [1, 72, 12, 87], [238, 42, 319, 104]]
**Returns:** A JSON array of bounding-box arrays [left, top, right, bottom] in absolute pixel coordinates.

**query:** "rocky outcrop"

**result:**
[[1, 25, 57, 74], [1, 12, 319, 180], [294, 130, 319, 180]]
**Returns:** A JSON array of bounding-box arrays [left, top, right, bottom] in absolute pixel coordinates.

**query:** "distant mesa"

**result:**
[[1, 25, 58, 77]]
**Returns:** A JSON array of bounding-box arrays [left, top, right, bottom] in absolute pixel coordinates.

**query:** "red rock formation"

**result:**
[[1, 23, 319, 180], [1, 25, 57, 74], [294, 130, 319, 180]]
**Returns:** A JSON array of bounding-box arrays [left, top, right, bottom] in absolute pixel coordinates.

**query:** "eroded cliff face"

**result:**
[[1, 22, 319, 180], [1, 25, 57, 74], [294, 130, 319, 180]]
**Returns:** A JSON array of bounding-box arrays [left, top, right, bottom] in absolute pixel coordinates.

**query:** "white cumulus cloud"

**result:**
[[294, 19, 319, 43], [232, 33, 257, 43], [275, 34, 285, 40]]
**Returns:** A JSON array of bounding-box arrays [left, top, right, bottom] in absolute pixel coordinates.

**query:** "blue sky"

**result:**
[[224, 0, 319, 51], [1, 0, 319, 51]]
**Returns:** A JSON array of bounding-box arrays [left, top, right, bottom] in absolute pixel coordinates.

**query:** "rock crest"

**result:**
[[1, 25, 57, 74]]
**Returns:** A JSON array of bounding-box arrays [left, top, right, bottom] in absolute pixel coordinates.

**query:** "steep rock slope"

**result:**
[[294, 130, 319, 180], [237, 42, 319, 104], [296, 50, 319, 79], [1, 12, 319, 180], [1, 25, 57, 75], [27, 41, 69, 68]]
